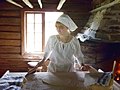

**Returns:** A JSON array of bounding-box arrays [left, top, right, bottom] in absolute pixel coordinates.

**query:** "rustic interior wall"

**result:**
[[0, 0, 119, 78], [81, 40, 120, 71], [0, 0, 92, 77], [96, 4, 120, 41], [80, 0, 120, 72]]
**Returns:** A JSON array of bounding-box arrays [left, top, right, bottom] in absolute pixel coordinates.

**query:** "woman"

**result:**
[[26, 14, 85, 75]]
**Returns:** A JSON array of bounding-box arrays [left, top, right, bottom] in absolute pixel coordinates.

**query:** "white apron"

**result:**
[[47, 61, 74, 72]]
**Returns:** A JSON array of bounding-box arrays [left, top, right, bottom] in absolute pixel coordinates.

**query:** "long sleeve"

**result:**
[[43, 35, 55, 59], [73, 39, 84, 65]]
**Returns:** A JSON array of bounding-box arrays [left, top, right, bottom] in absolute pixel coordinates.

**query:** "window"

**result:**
[[22, 11, 63, 55]]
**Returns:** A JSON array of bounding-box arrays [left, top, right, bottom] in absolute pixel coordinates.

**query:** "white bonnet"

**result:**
[[56, 14, 78, 31]]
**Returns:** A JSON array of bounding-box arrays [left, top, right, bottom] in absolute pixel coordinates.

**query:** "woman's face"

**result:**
[[55, 22, 70, 36]]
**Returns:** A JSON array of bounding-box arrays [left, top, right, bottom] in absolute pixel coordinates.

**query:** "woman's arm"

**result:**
[[25, 51, 52, 77], [25, 36, 54, 77], [25, 58, 45, 77]]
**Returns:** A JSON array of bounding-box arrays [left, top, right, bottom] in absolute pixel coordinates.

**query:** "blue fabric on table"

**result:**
[[0, 75, 24, 90], [97, 72, 113, 86]]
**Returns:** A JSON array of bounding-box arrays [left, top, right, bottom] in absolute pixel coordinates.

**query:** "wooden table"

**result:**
[[1, 71, 120, 90]]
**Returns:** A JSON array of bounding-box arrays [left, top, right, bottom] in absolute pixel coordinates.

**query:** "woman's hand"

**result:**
[[39, 59, 50, 72], [81, 64, 98, 73], [40, 59, 50, 72], [81, 64, 91, 71], [25, 60, 45, 77], [25, 66, 38, 77], [40, 64, 47, 72]]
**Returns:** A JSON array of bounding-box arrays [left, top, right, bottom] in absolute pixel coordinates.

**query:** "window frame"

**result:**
[[21, 10, 45, 56]]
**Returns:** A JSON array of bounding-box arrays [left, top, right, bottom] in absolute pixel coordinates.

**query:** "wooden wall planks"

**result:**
[[0, 0, 92, 77]]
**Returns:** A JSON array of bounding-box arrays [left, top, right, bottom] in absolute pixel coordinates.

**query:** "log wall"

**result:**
[[0, 0, 119, 79], [0, 0, 92, 77]]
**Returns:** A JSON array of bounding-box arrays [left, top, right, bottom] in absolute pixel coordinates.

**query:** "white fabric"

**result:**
[[44, 35, 84, 72], [56, 14, 78, 31], [47, 62, 74, 72]]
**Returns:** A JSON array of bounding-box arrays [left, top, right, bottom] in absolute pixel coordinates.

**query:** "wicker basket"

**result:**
[[88, 78, 113, 90]]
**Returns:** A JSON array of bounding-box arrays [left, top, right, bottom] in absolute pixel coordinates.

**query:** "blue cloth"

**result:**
[[0, 75, 24, 90], [97, 72, 113, 86]]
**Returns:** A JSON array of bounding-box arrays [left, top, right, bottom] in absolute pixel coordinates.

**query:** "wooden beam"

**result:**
[[6, 0, 23, 8], [57, 0, 66, 10], [22, 0, 33, 8], [90, 0, 120, 13], [38, 0, 42, 8]]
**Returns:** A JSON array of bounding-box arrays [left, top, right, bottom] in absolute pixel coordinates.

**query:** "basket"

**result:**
[[88, 78, 113, 90]]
